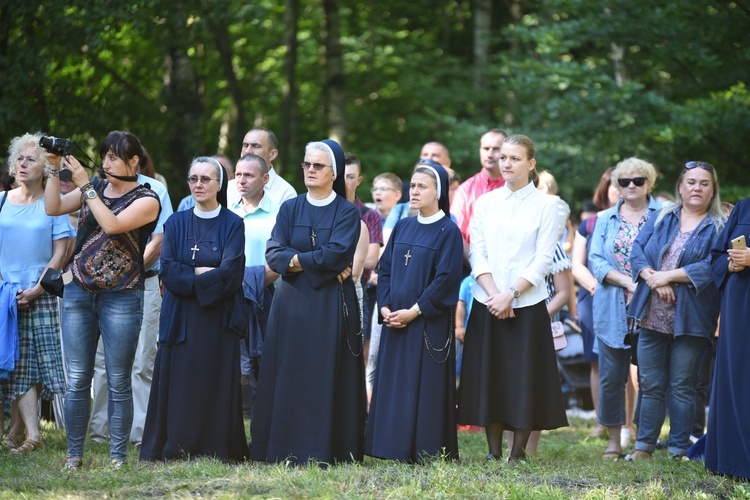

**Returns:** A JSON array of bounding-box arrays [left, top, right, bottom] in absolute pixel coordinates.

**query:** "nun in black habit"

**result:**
[[250, 139, 365, 466], [140, 157, 249, 462], [364, 159, 463, 462]]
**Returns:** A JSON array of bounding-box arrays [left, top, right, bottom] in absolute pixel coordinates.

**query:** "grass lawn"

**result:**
[[1, 416, 748, 498]]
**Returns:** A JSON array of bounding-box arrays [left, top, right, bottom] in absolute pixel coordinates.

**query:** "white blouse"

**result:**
[[469, 181, 559, 308]]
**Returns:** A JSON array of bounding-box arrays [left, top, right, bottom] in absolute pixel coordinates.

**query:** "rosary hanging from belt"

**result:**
[[422, 306, 455, 364], [340, 281, 364, 357]]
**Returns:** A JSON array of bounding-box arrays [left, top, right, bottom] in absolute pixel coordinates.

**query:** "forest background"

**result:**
[[1, 0, 748, 209]]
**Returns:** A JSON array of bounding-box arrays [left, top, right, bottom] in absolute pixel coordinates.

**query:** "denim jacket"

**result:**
[[589, 197, 661, 349], [628, 206, 723, 338]]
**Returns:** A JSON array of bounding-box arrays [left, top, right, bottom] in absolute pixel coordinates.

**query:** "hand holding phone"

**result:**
[[731, 235, 747, 250]]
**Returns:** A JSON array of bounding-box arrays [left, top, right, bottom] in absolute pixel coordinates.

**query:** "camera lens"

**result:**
[[39, 136, 54, 150], [59, 169, 73, 182]]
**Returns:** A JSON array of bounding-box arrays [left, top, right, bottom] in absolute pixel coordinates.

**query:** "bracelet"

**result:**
[[79, 182, 93, 193], [48, 169, 60, 177]]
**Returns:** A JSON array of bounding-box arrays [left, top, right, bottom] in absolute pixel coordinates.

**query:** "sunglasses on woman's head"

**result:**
[[617, 177, 647, 188], [685, 161, 714, 171]]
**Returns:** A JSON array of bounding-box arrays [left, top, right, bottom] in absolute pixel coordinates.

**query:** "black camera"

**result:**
[[39, 136, 74, 156]]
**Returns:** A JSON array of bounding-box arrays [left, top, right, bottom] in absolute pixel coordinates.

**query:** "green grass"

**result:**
[[1, 417, 748, 498]]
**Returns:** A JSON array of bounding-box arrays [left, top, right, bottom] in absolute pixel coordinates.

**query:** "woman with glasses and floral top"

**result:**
[[588, 157, 662, 460], [626, 161, 724, 460]]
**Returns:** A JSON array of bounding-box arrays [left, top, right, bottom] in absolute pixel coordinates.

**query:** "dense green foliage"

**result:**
[[1, 0, 748, 206]]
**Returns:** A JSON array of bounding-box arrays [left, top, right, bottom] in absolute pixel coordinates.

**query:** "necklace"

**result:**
[[190, 214, 219, 261], [307, 202, 334, 249]]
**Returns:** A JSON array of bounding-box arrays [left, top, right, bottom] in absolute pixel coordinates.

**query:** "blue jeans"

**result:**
[[634, 328, 707, 456], [62, 281, 143, 461], [597, 340, 632, 427]]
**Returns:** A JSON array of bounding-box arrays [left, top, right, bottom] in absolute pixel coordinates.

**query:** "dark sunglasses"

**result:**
[[685, 161, 714, 171], [617, 177, 647, 188], [300, 161, 330, 171]]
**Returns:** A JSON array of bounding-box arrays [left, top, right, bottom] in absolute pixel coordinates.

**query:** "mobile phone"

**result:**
[[731, 235, 747, 249]]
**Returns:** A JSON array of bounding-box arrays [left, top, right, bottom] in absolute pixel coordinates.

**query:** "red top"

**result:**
[[451, 169, 504, 244]]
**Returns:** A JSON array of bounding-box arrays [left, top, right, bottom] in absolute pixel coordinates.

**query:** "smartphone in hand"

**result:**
[[731, 234, 747, 250]]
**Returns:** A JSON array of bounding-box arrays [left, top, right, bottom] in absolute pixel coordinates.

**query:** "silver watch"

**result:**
[[84, 189, 98, 200], [509, 286, 521, 299]]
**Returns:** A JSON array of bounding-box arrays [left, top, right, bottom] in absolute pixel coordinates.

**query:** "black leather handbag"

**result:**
[[40, 268, 65, 298]]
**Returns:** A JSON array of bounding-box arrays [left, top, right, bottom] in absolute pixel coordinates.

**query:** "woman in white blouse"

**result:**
[[457, 134, 568, 461]]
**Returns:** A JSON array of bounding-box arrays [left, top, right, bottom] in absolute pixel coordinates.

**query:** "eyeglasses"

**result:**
[[685, 161, 714, 171], [187, 175, 218, 185], [371, 187, 397, 194], [300, 161, 330, 171], [617, 177, 647, 188]]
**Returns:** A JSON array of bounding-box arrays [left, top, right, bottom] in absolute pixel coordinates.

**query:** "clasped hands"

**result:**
[[485, 291, 515, 320], [640, 268, 675, 303], [380, 305, 419, 329], [16, 285, 42, 309]]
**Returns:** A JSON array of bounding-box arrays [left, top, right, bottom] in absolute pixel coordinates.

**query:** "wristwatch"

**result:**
[[509, 287, 521, 299], [84, 188, 98, 200], [414, 303, 422, 315], [288, 257, 295, 268]]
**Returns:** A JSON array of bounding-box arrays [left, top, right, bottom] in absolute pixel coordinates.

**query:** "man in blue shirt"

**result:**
[[229, 154, 280, 420]]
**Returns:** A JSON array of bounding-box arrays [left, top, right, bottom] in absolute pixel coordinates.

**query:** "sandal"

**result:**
[[63, 457, 83, 471], [2, 434, 22, 449], [10, 439, 43, 454], [602, 450, 623, 460]]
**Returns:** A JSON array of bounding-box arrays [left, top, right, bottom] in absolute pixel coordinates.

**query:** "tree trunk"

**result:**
[[323, 0, 346, 146], [162, 10, 202, 183], [208, 18, 246, 160], [279, 0, 300, 177], [472, 0, 491, 97]]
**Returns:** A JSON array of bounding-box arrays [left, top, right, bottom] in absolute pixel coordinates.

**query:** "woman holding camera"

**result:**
[[0, 133, 71, 453], [45, 131, 160, 470]]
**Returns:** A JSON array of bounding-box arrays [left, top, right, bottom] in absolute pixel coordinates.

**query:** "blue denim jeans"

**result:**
[[597, 340, 632, 427], [62, 281, 143, 461], [634, 328, 707, 456]]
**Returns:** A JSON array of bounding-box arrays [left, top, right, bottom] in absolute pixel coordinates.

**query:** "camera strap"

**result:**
[[97, 170, 138, 182]]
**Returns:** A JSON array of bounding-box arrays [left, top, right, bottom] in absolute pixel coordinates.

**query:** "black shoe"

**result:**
[[655, 440, 668, 450], [485, 453, 501, 461]]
